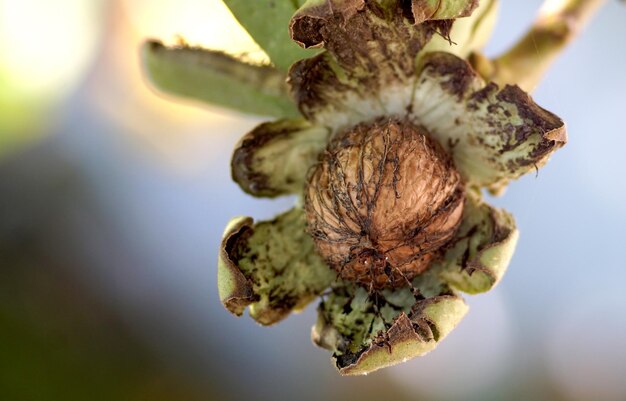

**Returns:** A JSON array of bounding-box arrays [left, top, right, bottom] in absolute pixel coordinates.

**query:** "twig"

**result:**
[[471, 0, 607, 92]]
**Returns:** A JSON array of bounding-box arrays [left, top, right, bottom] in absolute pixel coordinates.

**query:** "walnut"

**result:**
[[305, 119, 465, 289]]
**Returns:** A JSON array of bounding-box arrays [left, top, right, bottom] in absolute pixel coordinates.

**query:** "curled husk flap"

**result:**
[[313, 276, 468, 375], [434, 191, 518, 294], [411, 52, 566, 192], [218, 208, 335, 325], [232, 119, 330, 198]]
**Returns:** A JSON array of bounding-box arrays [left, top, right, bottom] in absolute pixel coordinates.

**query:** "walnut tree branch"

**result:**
[[470, 0, 607, 92]]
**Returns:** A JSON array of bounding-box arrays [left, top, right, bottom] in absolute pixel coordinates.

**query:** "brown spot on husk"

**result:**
[[496, 85, 567, 148], [419, 51, 480, 97]]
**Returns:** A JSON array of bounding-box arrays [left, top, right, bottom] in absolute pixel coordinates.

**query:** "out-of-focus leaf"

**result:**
[[222, 0, 318, 71], [142, 41, 300, 118]]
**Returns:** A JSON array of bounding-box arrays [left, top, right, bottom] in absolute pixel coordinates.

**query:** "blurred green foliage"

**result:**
[[0, 244, 215, 401]]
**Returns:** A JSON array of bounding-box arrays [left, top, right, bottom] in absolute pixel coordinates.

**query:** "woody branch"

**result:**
[[471, 0, 607, 92]]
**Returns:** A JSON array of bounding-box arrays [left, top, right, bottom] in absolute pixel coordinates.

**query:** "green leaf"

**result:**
[[222, 0, 317, 71], [141, 41, 299, 118]]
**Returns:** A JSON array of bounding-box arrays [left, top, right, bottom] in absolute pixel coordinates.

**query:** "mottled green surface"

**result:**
[[316, 286, 414, 354], [313, 281, 468, 375], [411, 52, 565, 192], [218, 208, 335, 325], [338, 296, 468, 376]]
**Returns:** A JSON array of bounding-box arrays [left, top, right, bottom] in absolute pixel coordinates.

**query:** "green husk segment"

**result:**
[[141, 41, 299, 118], [434, 192, 518, 294], [313, 277, 468, 375], [218, 208, 335, 325], [411, 52, 566, 192], [222, 0, 318, 71], [411, 0, 479, 23], [231, 119, 330, 198]]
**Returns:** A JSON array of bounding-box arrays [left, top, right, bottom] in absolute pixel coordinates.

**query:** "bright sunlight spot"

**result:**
[[0, 0, 101, 98]]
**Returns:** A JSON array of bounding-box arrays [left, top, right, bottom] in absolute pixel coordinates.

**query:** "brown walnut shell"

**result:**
[[305, 119, 465, 289]]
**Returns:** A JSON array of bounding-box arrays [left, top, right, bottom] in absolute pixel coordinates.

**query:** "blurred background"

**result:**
[[1, 0, 625, 400]]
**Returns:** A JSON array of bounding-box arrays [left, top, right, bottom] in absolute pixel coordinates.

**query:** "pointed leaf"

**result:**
[[222, 0, 317, 71], [142, 41, 299, 117]]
